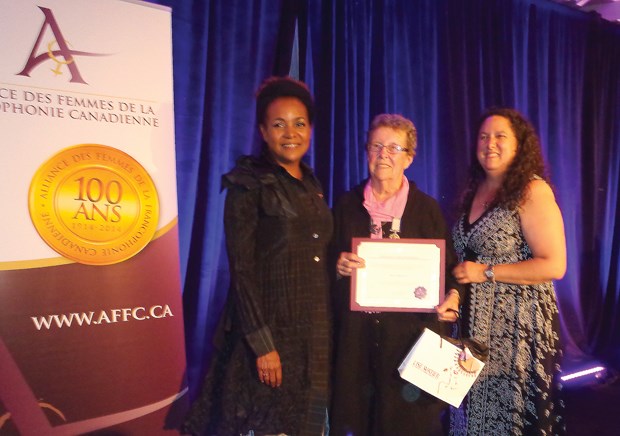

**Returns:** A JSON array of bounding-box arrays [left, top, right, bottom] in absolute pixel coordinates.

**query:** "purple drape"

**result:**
[[152, 0, 620, 396]]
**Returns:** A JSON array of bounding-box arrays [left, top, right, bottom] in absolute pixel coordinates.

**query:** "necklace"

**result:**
[[369, 217, 401, 238], [479, 188, 496, 210], [389, 217, 401, 239]]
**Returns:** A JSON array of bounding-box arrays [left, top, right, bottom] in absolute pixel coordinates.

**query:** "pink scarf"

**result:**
[[363, 177, 409, 238]]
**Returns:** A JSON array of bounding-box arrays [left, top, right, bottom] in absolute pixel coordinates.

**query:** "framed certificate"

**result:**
[[350, 238, 445, 312]]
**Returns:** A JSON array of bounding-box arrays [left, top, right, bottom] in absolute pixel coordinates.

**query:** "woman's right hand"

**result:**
[[336, 252, 365, 277]]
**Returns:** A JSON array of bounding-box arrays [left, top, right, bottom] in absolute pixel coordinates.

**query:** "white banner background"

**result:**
[[0, 1, 187, 434], [0, 0, 177, 263]]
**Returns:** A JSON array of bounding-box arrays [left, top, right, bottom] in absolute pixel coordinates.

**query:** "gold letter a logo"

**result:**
[[17, 7, 88, 84]]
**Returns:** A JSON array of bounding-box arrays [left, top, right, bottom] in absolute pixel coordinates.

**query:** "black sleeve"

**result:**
[[223, 185, 276, 357]]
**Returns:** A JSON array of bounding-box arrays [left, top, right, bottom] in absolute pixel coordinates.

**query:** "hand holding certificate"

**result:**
[[350, 238, 445, 312]]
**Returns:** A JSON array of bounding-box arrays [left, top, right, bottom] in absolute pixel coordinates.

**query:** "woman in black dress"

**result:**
[[331, 114, 462, 435], [183, 77, 332, 435]]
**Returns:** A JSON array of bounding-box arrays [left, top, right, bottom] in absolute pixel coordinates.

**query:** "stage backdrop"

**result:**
[[156, 0, 620, 396], [0, 0, 187, 434]]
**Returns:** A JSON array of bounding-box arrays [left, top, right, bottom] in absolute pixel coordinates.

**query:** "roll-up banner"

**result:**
[[0, 1, 188, 434]]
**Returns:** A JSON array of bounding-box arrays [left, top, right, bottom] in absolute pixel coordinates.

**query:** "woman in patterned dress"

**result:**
[[446, 108, 567, 435]]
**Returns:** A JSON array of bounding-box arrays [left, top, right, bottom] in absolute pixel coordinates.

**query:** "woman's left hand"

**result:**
[[453, 261, 486, 284], [435, 290, 460, 322]]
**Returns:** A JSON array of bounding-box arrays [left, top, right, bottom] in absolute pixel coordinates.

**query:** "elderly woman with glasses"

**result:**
[[330, 113, 462, 435]]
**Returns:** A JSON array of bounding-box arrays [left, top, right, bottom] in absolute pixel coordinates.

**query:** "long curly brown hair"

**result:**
[[461, 107, 550, 212]]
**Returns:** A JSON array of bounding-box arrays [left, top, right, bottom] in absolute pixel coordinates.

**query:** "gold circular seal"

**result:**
[[28, 144, 160, 265]]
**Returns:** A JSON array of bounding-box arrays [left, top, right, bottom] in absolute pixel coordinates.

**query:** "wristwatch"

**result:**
[[484, 265, 495, 283]]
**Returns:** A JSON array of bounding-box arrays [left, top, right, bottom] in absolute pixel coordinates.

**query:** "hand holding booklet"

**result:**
[[398, 328, 486, 407]]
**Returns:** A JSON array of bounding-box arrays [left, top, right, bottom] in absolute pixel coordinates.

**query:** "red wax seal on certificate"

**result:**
[[414, 286, 428, 300]]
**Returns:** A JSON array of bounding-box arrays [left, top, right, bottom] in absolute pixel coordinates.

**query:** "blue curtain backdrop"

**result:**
[[150, 0, 620, 397]]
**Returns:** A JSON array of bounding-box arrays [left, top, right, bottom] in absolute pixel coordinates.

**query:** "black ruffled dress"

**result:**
[[183, 154, 333, 436]]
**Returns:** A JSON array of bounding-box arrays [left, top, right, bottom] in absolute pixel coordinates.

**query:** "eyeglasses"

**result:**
[[367, 143, 409, 154]]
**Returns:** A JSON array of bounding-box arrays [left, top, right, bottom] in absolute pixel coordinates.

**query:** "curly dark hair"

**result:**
[[461, 107, 550, 212], [255, 76, 315, 126]]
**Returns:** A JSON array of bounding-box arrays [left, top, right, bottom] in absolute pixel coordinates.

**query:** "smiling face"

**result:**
[[367, 126, 413, 184], [477, 115, 518, 177], [259, 97, 311, 173]]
